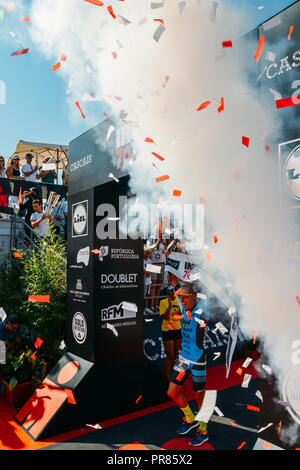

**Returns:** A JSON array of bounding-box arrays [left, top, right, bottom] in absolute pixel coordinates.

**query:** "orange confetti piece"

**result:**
[[75, 101, 85, 119], [277, 420, 282, 435], [28, 295, 50, 303], [34, 337, 43, 349], [22, 17, 30, 22], [173, 314, 183, 320], [91, 249, 100, 254], [186, 310, 192, 320], [296, 295, 300, 305], [213, 235, 219, 244], [206, 251, 212, 261], [31, 351, 37, 360], [158, 220, 162, 234], [103, 112, 110, 119], [288, 25, 294, 40], [173, 189, 182, 197], [253, 330, 257, 345], [152, 151, 165, 161], [154, 19, 165, 24], [64, 388, 76, 405], [14, 251, 22, 259], [135, 394, 142, 404], [11, 48, 29, 56], [18, 186, 23, 205], [52, 62, 61, 72], [145, 137, 155, 144], [107, 5, 116, 18], [229, 421, 237, 426], [179, 241, 188, 249], [155, 175, 170, 183], [175, 287, 182, 296], [197, 101, 211, 111], [218, 96, 224, 114], [176, 371, 185, 381], [162, 75, 170, 88], [6, 3, 14, 13], [236, 367, 243, 375], [60, 54, 67, 61], [263, 442, 271, 449], [254, 35, 266, 62], [247, 404, 260, 412], [199, 197, 205, 204], [265, 145, 270, 152], [222, 40, 233, 48], [163, 215, 169, 227], [84, 0, 104, 5], [237, 441, 246, 450], [167, 323, 174, 330], [242, 136, 250, 147], [111, 51, 118, 59]]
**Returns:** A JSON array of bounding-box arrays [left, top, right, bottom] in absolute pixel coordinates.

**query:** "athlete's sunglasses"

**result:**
[[179, 294, 195, 301]]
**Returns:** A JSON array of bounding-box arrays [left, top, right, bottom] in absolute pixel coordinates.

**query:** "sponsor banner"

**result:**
[[165, 252, 199, 282], [72, 200, 88, 238], [72, 312, 87, 345]]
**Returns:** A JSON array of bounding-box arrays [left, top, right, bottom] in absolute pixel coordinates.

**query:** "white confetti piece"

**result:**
[[214, 322, 228, 334], [241, 374, 252, 388], [257, 65, 267, 82], [153, 23, 166, 42], [59, 340, 66, 350], [197, 293, 207, 299], [81, 92, 102, 102], [86, 423, 102, 430], [209, 1, 218, 22], [262, 364, 272, 374], [108, 172, 119, 182], [262, 15, 281, 31], [107, 323, 118, 337], [119, 110, 139, 126], [151, 1, 164, 8], [107, 217, 121, 221], [269, 88, 282, 101], [214, 406, 224, 416], [228, 306, 236, 316], [195, 390, 217, 422], [255, 390, 263, 402], [122, 301, 138, 313], [144, 318, 153, 322], [146, 264, 161, 273], [242, 357, 252, 368], [0, 307, 7, 321], [258, 6, 264, 10], [213, 352, 221, 360], [117, 15, 131, 26], [265, 51, 276, 62], [258, 423, 273, 433], [0, 340, 6, 364], [178, 1, 186, 15], [106, 126, 115, 141]]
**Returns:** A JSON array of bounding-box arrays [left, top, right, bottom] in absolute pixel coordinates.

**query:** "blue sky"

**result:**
[[0, 0, 298, 162]]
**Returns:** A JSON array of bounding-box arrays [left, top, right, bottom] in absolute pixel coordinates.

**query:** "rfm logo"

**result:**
[[0, 81, 5, 105]]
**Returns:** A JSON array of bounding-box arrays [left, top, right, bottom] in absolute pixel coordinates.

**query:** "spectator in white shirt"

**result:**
[[21, 153, 39, 182], [30, 199, 55, 239]]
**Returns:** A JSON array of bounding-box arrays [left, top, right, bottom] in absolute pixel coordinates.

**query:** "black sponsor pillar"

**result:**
[[15, 118, 168, 440]]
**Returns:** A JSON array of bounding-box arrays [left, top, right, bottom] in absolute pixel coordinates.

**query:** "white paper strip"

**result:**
[[197, 293, 207, 300], [242, 357, 253, 368], [0, 340, 6, 364], [262, 364, 272, 374], [178, 1, 186, 15], [228, 306, 236, 316], [106, 125, 115, 141], [0, 307, 7, 321], [108, 172, 119, 183], [151, 1, 164, 8], [262, 15, 281, 31], [241, 374, 252, 388], [213, 352, 221, 360], [269, 88, 282, 101], [107, 323, 118, 337], [153, 23, 166, 42], [122, 301, 138, 312], [214, 322, 228, 334], [255, 390, 264, 402], [258, 423, 273, 433], [86, 423, 102, 429], [209, 1, 218, 22], [265, 51, 276, 62], [194, 390, 217, 423], [117, 15, 131, 26], [146, 264, 161, 273], [214, 406, 224, 417], [59, 340, 66, 350], [42, 163, 56, 171]]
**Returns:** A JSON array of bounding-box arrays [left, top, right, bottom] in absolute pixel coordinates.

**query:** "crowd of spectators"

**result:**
[[0, 152, 68, 244]]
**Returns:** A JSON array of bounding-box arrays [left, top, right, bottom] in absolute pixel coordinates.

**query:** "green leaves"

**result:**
[[8, 377, 18, 391]]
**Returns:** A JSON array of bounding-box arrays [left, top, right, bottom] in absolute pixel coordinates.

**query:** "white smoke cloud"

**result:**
[[26, 0, 300, 443]]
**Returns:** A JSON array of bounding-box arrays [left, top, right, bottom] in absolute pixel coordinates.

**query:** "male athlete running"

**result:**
[[167, 282, 209, 446]]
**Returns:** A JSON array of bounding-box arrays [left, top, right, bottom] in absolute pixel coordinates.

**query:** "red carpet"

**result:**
[[0, 358, 259, 450]]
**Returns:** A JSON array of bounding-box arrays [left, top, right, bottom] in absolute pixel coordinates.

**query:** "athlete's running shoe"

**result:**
[[188, 430, 209, 446], [176, 418, 199, 435]]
